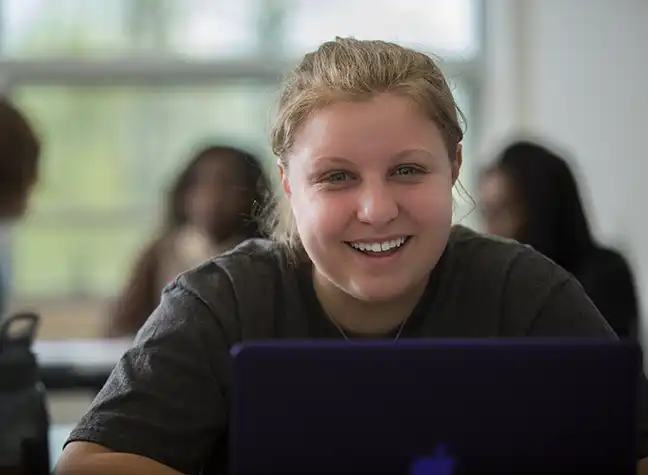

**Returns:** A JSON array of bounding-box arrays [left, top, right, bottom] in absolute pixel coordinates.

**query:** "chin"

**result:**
[[346, 279, 416, 303]]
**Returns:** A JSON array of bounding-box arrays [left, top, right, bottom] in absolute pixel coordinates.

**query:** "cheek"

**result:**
[[291, 189, 349, 241], [406, 179, 455, 224]]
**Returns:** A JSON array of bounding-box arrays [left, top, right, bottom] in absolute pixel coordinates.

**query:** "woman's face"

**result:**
[[478, 170, 524, 240], [185, 154, 253, 240], [282, 93, 461, 302]]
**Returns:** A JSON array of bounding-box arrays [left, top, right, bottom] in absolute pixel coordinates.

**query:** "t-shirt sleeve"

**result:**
[[65, 282, 230, 474], [498, 248, 615, 338], [527, 277, 615, 337], [526, 271, 648, 460]]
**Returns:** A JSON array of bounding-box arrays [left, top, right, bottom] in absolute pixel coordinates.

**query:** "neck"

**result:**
[[312, 269, 429, 336]]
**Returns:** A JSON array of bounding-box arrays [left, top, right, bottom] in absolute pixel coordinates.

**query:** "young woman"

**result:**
[[479, 140, 639, 338], [55, 38, 648, 475], [106, 144, 271, 337]]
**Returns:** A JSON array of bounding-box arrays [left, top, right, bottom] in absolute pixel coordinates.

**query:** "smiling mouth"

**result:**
[[345, 236, 412, 256]]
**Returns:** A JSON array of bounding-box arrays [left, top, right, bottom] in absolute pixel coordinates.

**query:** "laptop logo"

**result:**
[[410, 445, 456, 475]]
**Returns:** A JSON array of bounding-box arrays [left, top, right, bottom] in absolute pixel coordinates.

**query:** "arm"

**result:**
[[105, 241, 160, 338], [55, 282, 231, 475], [55, 442, 184, 475], [527, 277, 648, 472]]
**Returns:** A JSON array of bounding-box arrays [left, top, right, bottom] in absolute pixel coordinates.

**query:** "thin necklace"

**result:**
[[324, 309, 410, 342]]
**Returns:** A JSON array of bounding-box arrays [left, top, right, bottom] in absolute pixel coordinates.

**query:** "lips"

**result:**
[[346, 236, 411, 255]]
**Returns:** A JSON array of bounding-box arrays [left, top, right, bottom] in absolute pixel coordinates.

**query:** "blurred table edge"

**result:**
[[33, 338, 132, 391]]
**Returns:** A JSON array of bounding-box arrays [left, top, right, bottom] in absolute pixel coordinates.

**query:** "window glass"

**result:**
[[11, 83, 276, 297]]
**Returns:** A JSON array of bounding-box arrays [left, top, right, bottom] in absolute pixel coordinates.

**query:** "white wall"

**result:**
[[480, 0, 648, 336]]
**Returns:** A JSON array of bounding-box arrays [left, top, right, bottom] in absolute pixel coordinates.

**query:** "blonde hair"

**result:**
[[265, 37, 465, 257]]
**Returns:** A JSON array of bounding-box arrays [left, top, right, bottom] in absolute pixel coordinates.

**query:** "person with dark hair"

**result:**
[[479, 140, 639, 338], [0, 99, 40, 315], [106, 144, 271, 337]]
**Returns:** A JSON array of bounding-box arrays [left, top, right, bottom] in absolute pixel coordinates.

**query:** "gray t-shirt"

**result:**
[[66, 226, 648, 474]]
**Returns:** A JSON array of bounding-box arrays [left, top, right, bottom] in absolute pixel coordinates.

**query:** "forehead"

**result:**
[[291, 93, 447, 163]]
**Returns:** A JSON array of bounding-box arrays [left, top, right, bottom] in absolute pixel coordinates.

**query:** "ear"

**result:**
[[451, 143, 463, 185], [278, 160, 291, 197]]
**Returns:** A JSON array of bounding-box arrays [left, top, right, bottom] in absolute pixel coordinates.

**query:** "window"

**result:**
[[2, 0, 478, 60], [0, 0, 483, 301], [11, 83, 277, 297], [283, 0, 479, 60], [2, 0, 264, 58]]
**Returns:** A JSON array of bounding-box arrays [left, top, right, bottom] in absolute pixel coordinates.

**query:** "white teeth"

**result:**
[[350, 237, 407, 253]]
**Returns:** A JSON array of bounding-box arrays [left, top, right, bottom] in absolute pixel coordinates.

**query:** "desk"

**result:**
[[34, 339, 132, 391]]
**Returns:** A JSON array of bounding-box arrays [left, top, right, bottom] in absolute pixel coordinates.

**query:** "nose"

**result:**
[[356, 181, 399, 226]]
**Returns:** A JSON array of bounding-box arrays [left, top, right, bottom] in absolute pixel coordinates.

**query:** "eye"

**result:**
[[324, 171, 351, 183], [392, 165, 425, 177]]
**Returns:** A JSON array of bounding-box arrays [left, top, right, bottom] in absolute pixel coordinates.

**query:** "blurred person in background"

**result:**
[[479, 140, 639, 338], [0, 99, 40, 316], [106, 144, 271, 337]]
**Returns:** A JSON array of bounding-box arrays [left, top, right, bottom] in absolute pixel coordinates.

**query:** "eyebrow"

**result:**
[[312, 156, 353, 167], [313, 149, 436, 165]]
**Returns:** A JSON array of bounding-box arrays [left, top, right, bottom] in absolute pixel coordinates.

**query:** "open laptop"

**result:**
[[229, 339, 640, 475]]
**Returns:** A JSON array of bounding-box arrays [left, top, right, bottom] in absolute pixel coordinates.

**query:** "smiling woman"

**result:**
[[54, 37, 648, 475]]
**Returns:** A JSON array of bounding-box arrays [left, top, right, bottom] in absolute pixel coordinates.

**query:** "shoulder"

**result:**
[[447, 225, 569, 286], [448, 226, 613, 337], [440, 226, 590, 336], [448, 224, 529, 260], [127, 239, 292, 376], [177, 238, 291, 296], [170, 238, 300, 341]]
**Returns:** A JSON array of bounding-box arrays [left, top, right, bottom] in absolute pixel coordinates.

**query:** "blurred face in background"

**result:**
[[184, 153, 253, 241], [478, 169, 524, 240]]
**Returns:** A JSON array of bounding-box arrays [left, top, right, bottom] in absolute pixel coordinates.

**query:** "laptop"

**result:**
[[229, 339, 640, 475]]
